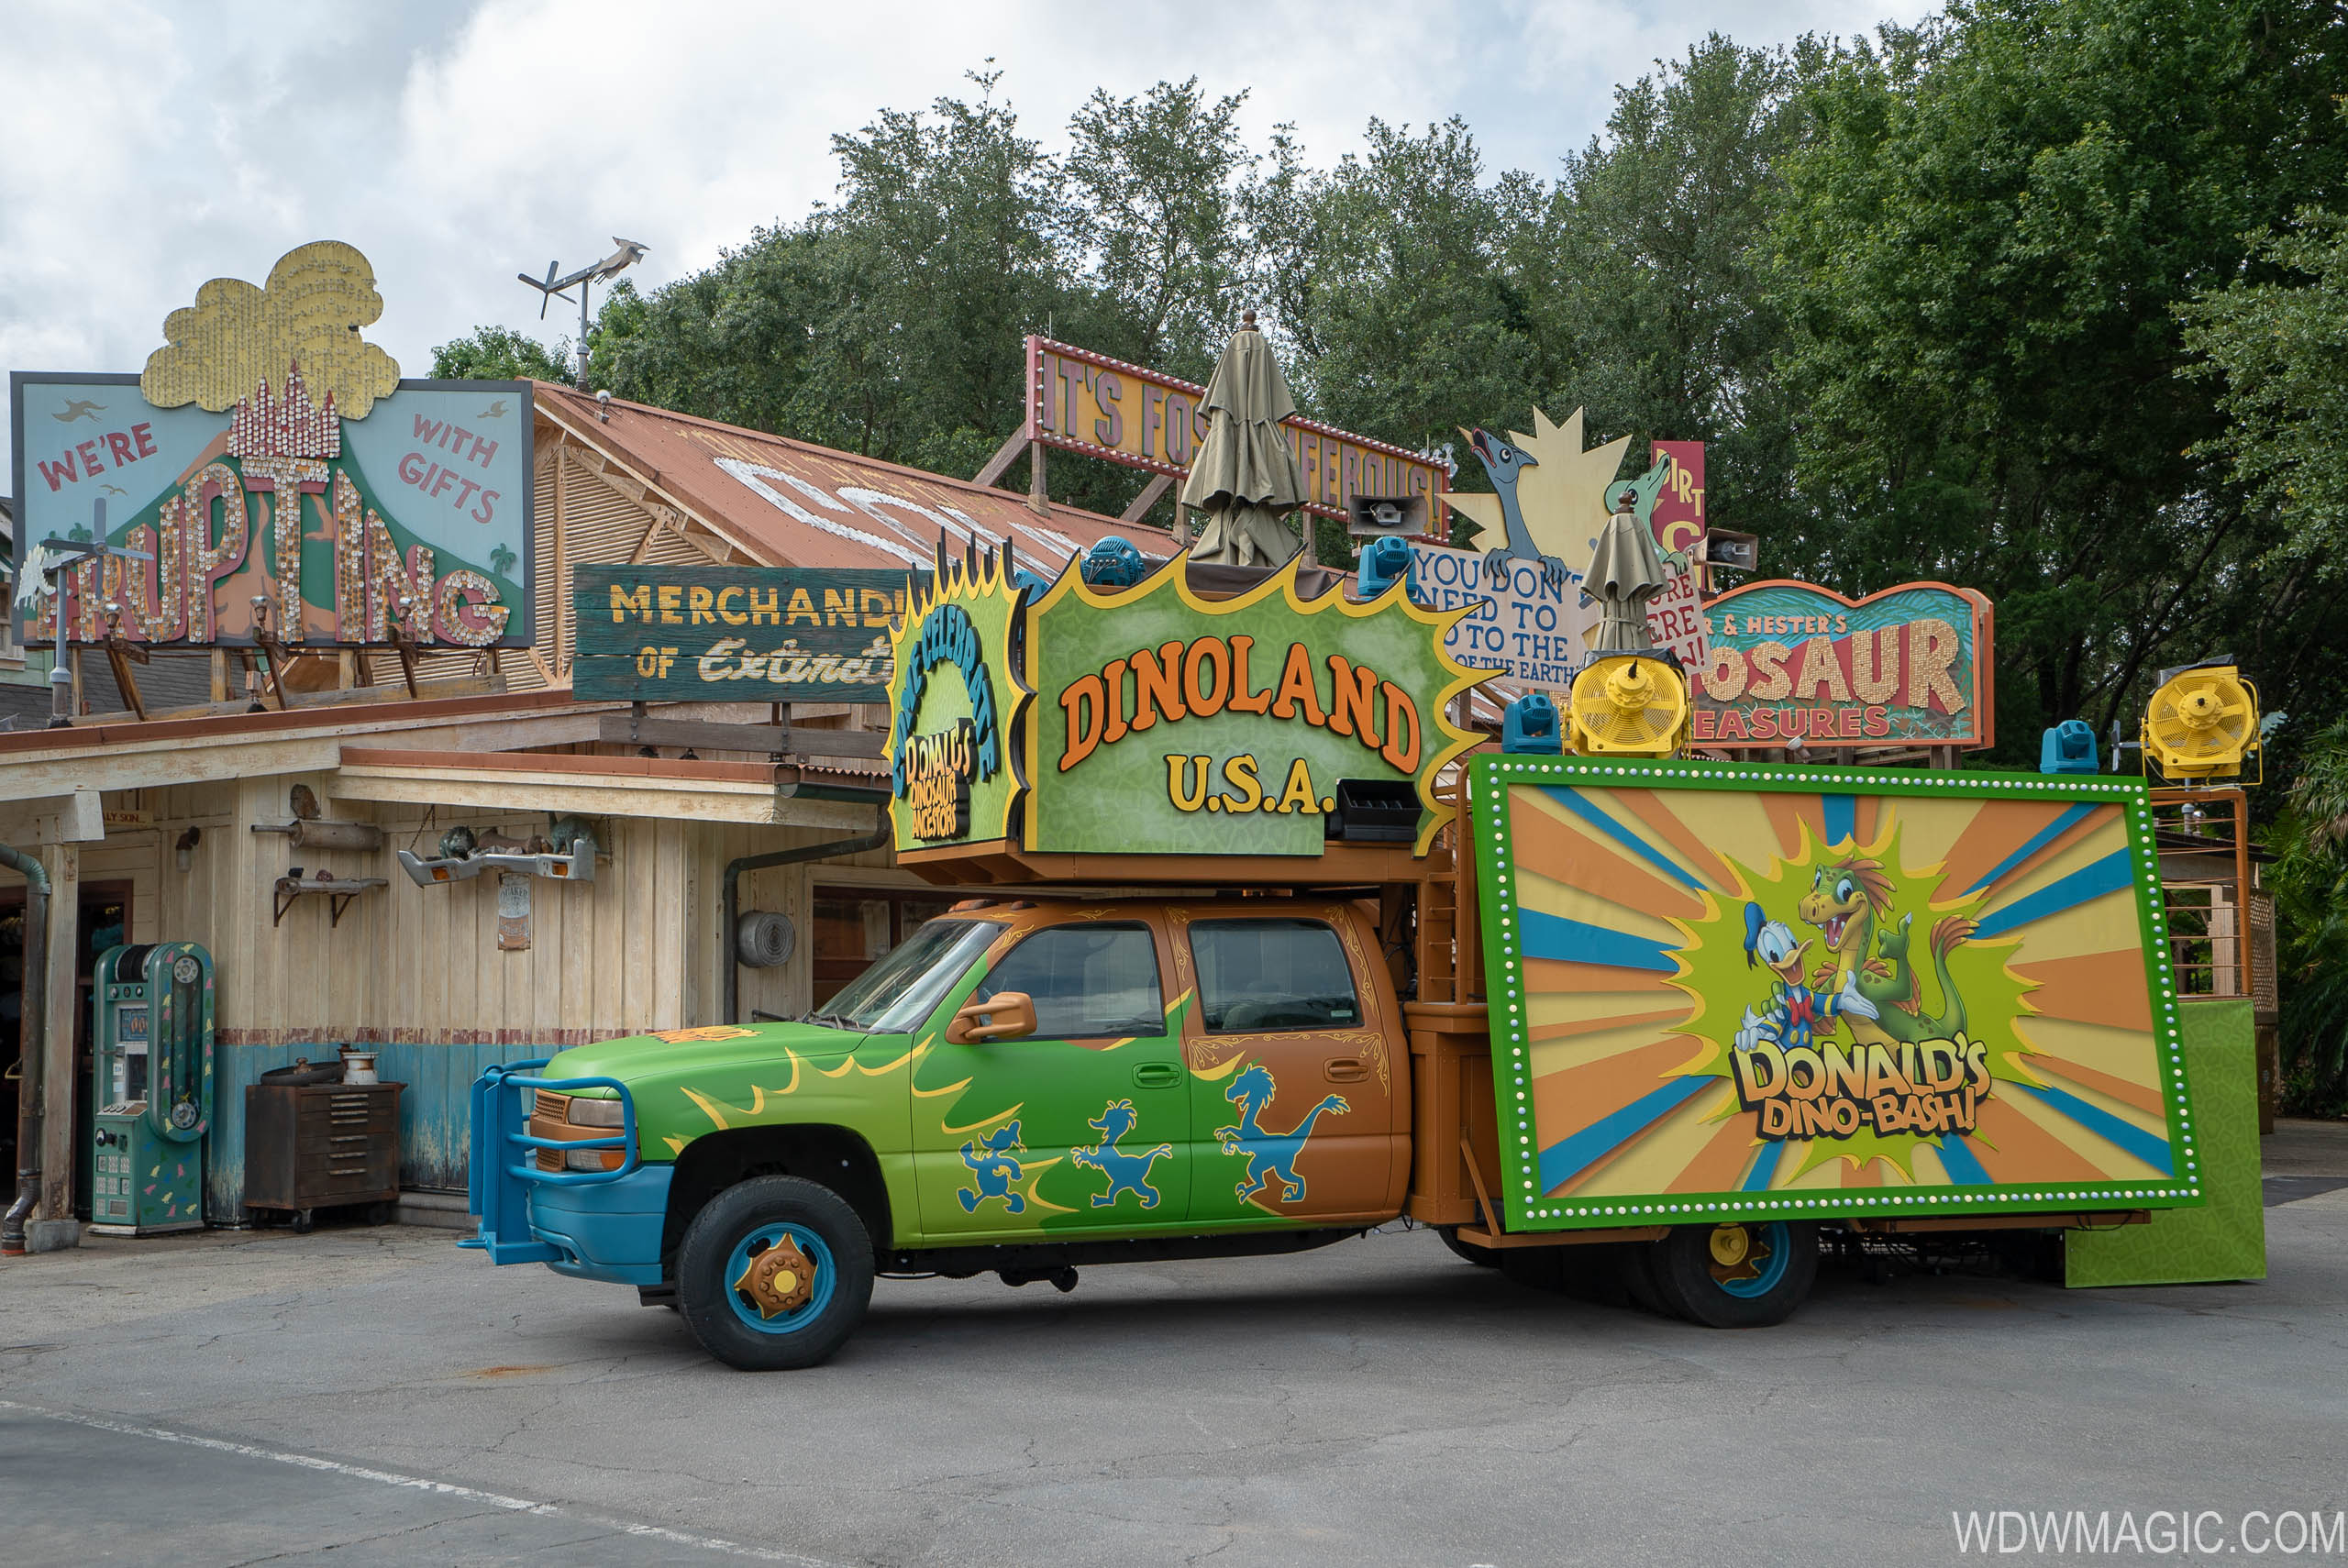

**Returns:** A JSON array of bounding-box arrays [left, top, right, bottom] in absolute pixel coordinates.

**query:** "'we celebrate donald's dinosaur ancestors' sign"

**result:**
[[1470, 756, 2198, 1232], [11, 241, 533, 649]]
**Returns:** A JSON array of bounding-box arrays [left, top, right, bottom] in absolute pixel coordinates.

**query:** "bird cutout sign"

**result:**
[[1462, 428, 1563, 591]]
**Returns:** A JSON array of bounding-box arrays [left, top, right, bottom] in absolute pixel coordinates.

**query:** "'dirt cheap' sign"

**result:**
[[1689, 580, 1993, 750]]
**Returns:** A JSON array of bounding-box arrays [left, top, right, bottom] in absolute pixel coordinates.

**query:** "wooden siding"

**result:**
[[0, 778, 888, 1211]]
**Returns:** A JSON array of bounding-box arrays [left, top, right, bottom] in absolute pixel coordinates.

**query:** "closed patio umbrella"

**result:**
[[1584, 483, 1670, 653], [1183, 313, 1308, 569]]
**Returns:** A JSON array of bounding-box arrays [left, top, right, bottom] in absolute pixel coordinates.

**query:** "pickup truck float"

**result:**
[[467, 547, 2203, 1368]]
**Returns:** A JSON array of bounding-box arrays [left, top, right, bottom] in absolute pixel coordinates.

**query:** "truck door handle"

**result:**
[[1133, 1062, 1181, 1088], [1324, 1059, 1368, 1083]]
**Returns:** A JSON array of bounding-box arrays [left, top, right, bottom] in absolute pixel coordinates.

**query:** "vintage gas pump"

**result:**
[[87, 942, 215, 1234]]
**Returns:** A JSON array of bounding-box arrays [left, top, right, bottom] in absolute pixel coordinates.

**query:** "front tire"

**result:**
[[1642, 1220, 1817, 1328], [677, 1176, 874, 1370]]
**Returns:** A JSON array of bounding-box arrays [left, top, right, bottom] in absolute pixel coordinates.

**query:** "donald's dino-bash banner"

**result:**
[[1471, 755, 2198, 1232]]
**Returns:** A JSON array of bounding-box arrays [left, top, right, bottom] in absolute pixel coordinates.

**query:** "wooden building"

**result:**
[[0, 386, 1173, 1231]]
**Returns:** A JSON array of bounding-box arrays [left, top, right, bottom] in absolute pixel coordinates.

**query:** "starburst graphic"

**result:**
[[1662, 817, 2040, 1181], [1446, 407, 1630, 562]]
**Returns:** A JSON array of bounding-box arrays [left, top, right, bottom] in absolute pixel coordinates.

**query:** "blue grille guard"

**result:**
[[459, 1059, 641, 1264]]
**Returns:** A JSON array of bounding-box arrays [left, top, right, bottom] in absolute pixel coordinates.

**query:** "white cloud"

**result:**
[[1, 0, 1933, 481]]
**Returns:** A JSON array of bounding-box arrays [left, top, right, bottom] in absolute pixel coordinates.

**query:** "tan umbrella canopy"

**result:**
[[1583, 484, 1670, 653], [1183, 313, 1308, 568]]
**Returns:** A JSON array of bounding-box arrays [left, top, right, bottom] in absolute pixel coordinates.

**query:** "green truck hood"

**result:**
[[544, 1021, 864, 1088]]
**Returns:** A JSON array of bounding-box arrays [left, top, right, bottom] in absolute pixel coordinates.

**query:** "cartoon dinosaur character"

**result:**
[[1214, 1063, 1347, 1203], [958, 1121, 1027, 1215], [1463, 426, 1567, 591], [1603, 451, 1703, 573], [1070, 1099, 1173, 1209], [1732, 902, 1878, 1053], [1797, 856, 1978, 1043], [1603, 452, 1676, 548]]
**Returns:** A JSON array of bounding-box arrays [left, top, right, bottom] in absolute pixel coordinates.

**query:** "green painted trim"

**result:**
[[1469, 754, 2201, 1232]]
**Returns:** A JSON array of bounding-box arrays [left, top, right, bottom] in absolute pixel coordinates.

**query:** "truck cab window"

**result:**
[[822, 918, 1003, 1033], [975, 923, 1162, 1039], [1190, 919, 1361, 1033]]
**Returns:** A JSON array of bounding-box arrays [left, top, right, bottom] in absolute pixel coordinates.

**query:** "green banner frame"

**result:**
[[1470, 753, 2199, 1231]]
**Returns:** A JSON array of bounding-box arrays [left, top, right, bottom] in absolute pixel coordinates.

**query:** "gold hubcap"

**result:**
[[1708, 1224, 1752, 1268], [732, 1234, 818, 1319]]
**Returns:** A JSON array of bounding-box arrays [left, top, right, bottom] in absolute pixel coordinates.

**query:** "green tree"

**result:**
[[1771, 0, 2348, 759], [1250, 116, 1545, 455], [2181, 206, 2348, 576], [430, 325, 573, 383], [1527, 34, 1808, 550], [1245, 117, 1547, 558], [2269, 717, 2348, 1111], [1059, 77, 1253, 381]]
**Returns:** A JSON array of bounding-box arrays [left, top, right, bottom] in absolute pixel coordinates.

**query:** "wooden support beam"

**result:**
[[594, 713, 885, 759], [40, 842, 76, 1221], [1028, 439, 1048, 515], [1120, 471, 1175, 524], [101, 635, 149, 721], [973, 428, 1030, 489]]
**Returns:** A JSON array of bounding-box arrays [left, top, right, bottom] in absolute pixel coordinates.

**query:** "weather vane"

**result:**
[[515, 237, 648, 390]]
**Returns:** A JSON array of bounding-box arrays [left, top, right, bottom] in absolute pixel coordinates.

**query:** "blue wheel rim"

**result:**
[[723, 1222, 836, 1334], [1713, 1221, 1792, 1299]]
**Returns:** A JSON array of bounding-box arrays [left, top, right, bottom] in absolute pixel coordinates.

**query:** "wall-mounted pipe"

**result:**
[[0, 843, 51, 1255], [723, 817, 891, 1026]]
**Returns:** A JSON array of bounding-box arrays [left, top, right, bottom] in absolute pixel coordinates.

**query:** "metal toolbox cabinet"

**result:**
[[243, 1080, 404, 1231]]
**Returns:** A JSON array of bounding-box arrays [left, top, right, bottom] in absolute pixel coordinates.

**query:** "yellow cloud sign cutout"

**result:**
[[140, 239, 402, 418]]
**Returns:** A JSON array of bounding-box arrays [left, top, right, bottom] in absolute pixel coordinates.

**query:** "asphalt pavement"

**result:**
[[5, 1123, 2346, 1567]]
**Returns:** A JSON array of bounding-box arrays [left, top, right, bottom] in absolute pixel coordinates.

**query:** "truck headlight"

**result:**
[[563, 1148, 623, 1172], [567, 1097, 625, 1128]]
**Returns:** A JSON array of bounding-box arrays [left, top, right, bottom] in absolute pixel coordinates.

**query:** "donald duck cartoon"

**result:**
[[1733, 901, 1879, 1052]]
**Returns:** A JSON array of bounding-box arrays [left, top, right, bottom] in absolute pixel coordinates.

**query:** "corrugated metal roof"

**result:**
[[531, 383, 1175, 574]]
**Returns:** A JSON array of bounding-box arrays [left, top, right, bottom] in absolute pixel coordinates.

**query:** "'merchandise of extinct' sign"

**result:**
[[573, 564, 919, 703]]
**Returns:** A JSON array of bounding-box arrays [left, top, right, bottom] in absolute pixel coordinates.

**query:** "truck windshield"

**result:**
[[814, 918, 1003, 1034]]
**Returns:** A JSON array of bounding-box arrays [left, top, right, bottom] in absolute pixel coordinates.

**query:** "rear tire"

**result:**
[[1436, 1226, 1501, 1268], [1498, 1245, 1567, 1291], [677, 1176, 874, 1370], [1643, 1221, 1817, 1328]]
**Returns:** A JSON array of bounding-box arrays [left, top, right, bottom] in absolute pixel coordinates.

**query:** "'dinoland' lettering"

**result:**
[[1732, 1034, 1992, 1142], [1058, 637, 1420, 775]]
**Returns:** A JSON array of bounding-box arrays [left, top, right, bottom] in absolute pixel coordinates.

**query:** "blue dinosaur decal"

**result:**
[[1214, 1063, 1348, 1204], [958, 1121, 1027, 1215], [1070, 1099, 1173, 1209]]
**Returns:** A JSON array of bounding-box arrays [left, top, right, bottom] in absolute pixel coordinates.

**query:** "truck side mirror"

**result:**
[[947, 991, 1037, 1044]]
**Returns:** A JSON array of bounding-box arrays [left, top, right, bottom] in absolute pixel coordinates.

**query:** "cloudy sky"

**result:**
[[2, 0, 1934, 481]]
